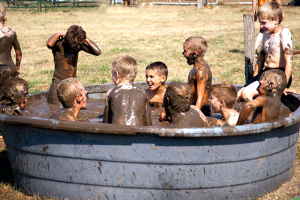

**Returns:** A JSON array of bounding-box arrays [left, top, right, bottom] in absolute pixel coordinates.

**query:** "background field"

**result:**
[[0, 4, 300, 200], [4, 4, 300, 94]]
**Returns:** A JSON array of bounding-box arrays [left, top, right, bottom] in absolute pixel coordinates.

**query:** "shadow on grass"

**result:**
[[229, 49, 244, 54]]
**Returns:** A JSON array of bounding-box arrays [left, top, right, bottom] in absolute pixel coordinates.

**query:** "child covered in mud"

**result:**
[[0, 77, 29, 116], [103, 54, 152, 126], [209, 84, 239, 126], [164, 82, 208, 128], [145, 61, 168, 107], [183, 36, 212, 116], [237, 69, 291, 125], [50, 77, 88, 121], [46, 25, 101, 105], [0, 5, 22, 89], [238, 1, 294, 102]]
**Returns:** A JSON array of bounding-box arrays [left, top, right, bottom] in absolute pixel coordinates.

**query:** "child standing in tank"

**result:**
[[46, 25, 101, 105], [0, 5, 22, 89]]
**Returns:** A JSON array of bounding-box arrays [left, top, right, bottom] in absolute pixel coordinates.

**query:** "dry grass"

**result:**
[[1, 4, 300, 200], [4, 4, 300, 93]]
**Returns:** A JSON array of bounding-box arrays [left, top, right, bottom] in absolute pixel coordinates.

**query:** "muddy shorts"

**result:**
[[244, 68, 292, 88]]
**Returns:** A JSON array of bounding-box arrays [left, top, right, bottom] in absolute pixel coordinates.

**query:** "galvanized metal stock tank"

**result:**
[[1, 82, 299, 200]]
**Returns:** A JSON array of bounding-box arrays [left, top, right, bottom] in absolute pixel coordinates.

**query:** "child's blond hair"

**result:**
[[211, 84, 237, 109], [57, 77, 82, 108], [257, 1, 283, 24], [112, 54, 137, 82], [0, 4, 6, 22]]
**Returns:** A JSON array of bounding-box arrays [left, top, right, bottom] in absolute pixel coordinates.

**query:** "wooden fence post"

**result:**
[[243, 14, 255, 83], [197, 0, 202, 9]]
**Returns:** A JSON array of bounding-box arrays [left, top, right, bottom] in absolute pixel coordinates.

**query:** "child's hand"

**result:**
[[283, 88, 296, 95]]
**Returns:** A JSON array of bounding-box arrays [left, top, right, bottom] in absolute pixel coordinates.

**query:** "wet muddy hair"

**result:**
[[112, 54, 138, 82], [65, 25, 86, 52], [184, 36, 208, 57], [257, 1, 283, 24], [57, 77, 82, 108], [146, 61, 168, 80], [0, 4, 6, 22], [164, 82, 192, 116], [1, 77, 28, 105], [260, 69, 287, 95], [211, 84, 237, 109]]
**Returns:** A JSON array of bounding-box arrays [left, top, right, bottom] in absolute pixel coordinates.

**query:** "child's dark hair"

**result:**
[[65, 25, 86, 52], [260, 69, 287, 94], [146, 61, 168, 79], [164, 82, 192, 116], [211, 84, 237, 109], [1, 77, 28, 105]]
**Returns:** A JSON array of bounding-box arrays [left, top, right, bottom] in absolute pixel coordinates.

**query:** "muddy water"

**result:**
[[25, 98, 171, 126]]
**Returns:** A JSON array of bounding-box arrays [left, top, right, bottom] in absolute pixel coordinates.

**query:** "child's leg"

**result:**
[[47, 78, 61, 105], [240, 81, 260, 102]]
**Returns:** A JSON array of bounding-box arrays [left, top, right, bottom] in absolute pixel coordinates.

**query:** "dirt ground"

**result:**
[[0, 134, 299, 200]]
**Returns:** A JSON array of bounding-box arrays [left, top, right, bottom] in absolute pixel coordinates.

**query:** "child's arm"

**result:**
[[13, 35, 22, 74], [46, 32, 65, 49], [253, 52, 265, 77], [236, 96, 266, 125], [103, 89, 112, 123], [281, 29, 293, 85], [195, 70, 208, 110], [144, 100, 152, 126], [81, 37, 101, 56]]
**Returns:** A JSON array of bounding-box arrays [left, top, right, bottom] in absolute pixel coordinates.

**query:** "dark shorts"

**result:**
[[244, 68, 292, 88]]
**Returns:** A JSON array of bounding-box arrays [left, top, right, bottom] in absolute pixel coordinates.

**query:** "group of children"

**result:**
[[0, 1, 296, 128]]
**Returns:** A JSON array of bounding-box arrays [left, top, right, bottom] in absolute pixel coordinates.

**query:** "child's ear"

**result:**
[[4, 16, 7, 21], [274, 17, 279, 25], [269, 82, 276, 92], [160, 75, 166, 83], [220, 100, 225, 107]]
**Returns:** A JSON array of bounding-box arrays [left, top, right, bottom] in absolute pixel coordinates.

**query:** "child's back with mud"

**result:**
[[103, 54, 152, 126]]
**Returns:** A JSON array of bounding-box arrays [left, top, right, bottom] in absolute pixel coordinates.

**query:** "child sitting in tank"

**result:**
[[46, 25, 101, 105], [164, 82, 208, 128], [50, 77, 88, 122], [103, 54, 152, 126], [145, 61, 168, 108], [237, 69, 291, 125], [209, 84, 239, 126], [0, 77, 29, 116]]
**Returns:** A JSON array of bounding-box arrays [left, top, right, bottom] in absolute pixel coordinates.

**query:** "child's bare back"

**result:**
[[104, 82, 152, 126]]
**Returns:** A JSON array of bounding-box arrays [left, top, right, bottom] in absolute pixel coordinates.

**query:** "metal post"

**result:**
[[243, 14, 255, 83]]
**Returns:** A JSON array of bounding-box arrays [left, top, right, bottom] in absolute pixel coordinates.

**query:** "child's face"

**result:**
[[146, 69, 165, 91], [16, 90, 28, 110], [209, 93, 221, 113], [182, 43, 194, 65], [78, 82, 88, 110], [257, 78, 269, 96], [259, 17, 277, 34]]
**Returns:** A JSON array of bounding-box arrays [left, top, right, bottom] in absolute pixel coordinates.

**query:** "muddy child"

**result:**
[[237, 69, 291, 125], [238, 1, 294, 101], [183, 36, 212, 116], [0, 5, 22, 89], [209, 84, 239, 126], [0, 77, 28, 116], [145, 61, 168, 108], [46, 25, 101, 105], [103, 54, 152, 126], [50, 77, 87, 121], [164, 82, 208, 128]]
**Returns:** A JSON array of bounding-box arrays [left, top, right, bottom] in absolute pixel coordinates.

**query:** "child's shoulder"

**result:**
[[0, 27, 15, 37]]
